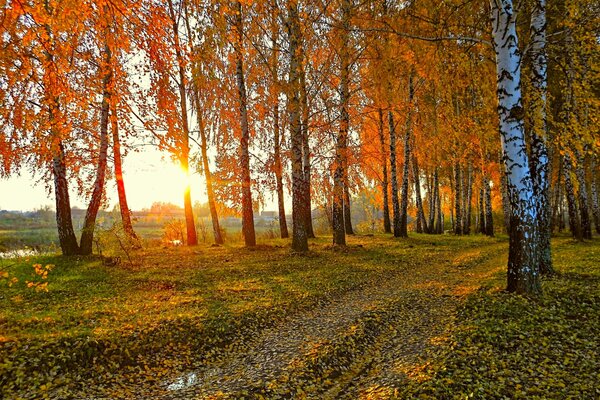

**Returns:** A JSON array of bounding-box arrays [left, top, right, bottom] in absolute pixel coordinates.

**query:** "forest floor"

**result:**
[[1, 234, 598, 399]]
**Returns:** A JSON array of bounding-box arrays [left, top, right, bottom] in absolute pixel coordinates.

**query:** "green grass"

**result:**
[[0, 234, 598, 399], [400, 236, 600, 399]]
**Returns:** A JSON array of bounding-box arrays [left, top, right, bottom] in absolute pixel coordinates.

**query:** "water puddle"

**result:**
[[0, 249, 39, 259], [166, 372, 199, 391]]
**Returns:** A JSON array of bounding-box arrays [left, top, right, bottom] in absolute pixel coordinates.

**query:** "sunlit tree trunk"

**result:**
[[484, 176, 494, 237], [453, 163, 462, 235], [378, 108, 391, 233], [528, 0, 552, 273], [168, 0, 197, 246], [52, 141, 79, 256], [388, 111, 401, 237], [463, 163, 473, 234], [233, 0, 256, 247], [399, 74, 413, 238], [80, 43, 111, 255], [110, 102, 138, 243], [267, 5, 289, 239], [478, 183, 486, 234], [491, 0, 540, 294], [434, 169, 443, 234], [343, 183, 354, 235], [181, 0, 223, 246], [287, 0, 308, 252], [412, 154, 427, 234], [332, 0, 351, 246], [300, 57, 315, 239]]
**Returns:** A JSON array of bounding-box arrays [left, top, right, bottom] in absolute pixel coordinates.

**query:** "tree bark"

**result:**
[[479, 174, 486, 234], [399, 74, 413, 238], [53, 142, 79, 256], [343, 182, 354, 235], [412, 154, 427, 233], [575, 150, 592, 240], [453, 163, 462, 235], [463, 163, 473, 234], [110, 102, 138, 243], [300, 56, 315, 239], [168, 0, 197, 246], [388, 111, 401, 237], [491, 0, 540, 294], [484, 176, 494, 237], [80, 43, 111, 255], [563, 154, 581, 240], [434, 168, 443, 234], [528, 0, 552, 273], [591, 155, 600, 234], [332, 0, 351, 246], [233, 0, 256, 247], [287, 0, 308, 252], [378, 108, 391, 233]]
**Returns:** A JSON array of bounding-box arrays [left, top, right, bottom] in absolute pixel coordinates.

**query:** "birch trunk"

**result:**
[[378, 108, 391, 233], [80, 43, 111, 255], [110, 102, 138, 243], [234, 0, 256, 247], [300, 58, 315, 239], [412, 154, 427, 233], [183, 1, 222, 245], [575, 150, 592, 240], [399, 74, 413, 238], [453, 163, 462, 235], [434, 169, 443, 234], [53, 141, 79, 256], [464, 163, 473, 234], [388, 111, 401, 237], [563, 154, 581, 240], [332, 0, 351, 246], [479, 184, 486, 234], [287, 0, 308, 251], [168, 0, 197, 246], [484, 176, 494, 237], [591, 155, 600, 234], [492, 0, 540, 294], [344, 183, 354, 235], [528, 0, 552, 273]]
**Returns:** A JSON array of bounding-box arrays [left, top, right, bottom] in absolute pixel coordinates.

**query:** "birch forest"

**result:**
[[0, 0, 599, 398]]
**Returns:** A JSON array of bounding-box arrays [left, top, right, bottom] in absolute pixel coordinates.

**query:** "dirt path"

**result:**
[[150, 240, 506, 400]]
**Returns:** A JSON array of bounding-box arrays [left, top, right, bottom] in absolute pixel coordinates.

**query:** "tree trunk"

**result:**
[[399, 74, 413, 238], [528, 0, 552, 273], [563, 154, 581, 240], [434, 169, 443, 234], [80, 45, 111, 255], [463, 163, 473, 234], [332, 0, 351, 246], [412, 154, 427, 234], [591, 155, 600, 234], [300, 57, 315, 239], [168, 0, 197, 246], [484, 176, 494, 237], [182, 1, 222, 245], [575, 150, 592, 240], [110, 102, 138, 243], [388, 111, 401, 237], [343, 183, 354, 235], [479, 176, 486, 234], [274, 102, 289, 239], [234, 0, 256, 247], [378, 108, 391, 233], [287, 0, 308, 252], [453, 163, 462, 235], [492, 0, 540, 294], [53, 142, 79, 256]]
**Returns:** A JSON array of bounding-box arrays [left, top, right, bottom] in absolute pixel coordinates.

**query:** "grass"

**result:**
[[400, 235, 600, 399], [0, 233, 598, 398]]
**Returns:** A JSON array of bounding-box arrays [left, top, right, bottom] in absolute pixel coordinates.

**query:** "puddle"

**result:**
[[166, 372, 199, 391], [0, 249, 39, 259]]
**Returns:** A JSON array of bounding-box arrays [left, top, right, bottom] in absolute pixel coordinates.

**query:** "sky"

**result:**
[[0, 148, 207, 212]]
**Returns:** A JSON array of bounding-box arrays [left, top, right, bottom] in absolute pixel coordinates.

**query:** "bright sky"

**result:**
[[0, 148, 208, 212]]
